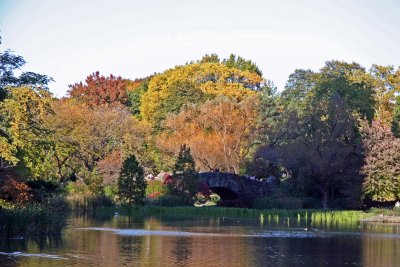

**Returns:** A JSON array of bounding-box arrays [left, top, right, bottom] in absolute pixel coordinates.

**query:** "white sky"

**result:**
[[0, 0, 399, 97]]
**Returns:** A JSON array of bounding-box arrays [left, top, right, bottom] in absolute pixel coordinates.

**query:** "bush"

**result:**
[[146, 180, 169, 198], [0, 178, 32, 205], [26, 179, 60, 203], [104, 185, 118, 200]]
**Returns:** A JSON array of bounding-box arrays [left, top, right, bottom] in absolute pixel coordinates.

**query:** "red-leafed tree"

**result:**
[[68, 71, 128, 106]]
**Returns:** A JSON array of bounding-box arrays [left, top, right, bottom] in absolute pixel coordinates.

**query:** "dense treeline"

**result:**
[[0, 37, 399, 210]]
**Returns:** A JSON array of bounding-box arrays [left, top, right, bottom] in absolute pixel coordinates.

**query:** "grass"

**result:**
[[367, 207, 400, 216]]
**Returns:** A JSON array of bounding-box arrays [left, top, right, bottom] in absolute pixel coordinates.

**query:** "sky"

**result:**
[[0, 0, 399, 97]]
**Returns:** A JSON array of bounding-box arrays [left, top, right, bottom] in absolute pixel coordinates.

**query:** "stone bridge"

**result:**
[[198, 172, 269, 207]]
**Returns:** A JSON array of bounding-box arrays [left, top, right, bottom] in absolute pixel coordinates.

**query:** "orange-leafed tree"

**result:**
[[68, 71, 128, 106], [158, 96, 260, 173], [43, 99, 150, 184]]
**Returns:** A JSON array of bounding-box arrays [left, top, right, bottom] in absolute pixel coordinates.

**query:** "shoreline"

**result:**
[[361, 215, 400, 223]]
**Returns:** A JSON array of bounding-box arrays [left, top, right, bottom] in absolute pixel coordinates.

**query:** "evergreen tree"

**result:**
[[170, 145, 198, 203], [118, 155, 146, 205]]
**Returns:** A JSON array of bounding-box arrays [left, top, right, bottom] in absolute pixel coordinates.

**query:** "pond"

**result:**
[[0, 212, 399, 266]]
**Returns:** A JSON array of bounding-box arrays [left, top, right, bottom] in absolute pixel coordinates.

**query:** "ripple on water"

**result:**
[[77, 227, 400, 239], [0, 251, 67, 260]]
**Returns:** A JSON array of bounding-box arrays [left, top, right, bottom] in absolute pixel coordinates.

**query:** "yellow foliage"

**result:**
[[140, 62, 262, 127], [0, 87, 53, 165]]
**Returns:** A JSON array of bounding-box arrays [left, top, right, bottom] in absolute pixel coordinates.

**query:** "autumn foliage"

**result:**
[[140, 62, 262, 128], [0, 178, 32, 205], [2, 50, 400, 209], [158, 96, 259, 173], [361, 120, 400, 202], [68, 71, 128, 106]]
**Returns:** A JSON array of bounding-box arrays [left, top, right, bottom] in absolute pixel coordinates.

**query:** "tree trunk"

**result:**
[[323, 190, 329, 209]]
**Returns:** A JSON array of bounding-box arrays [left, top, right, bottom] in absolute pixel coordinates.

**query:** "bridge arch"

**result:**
[[208, 186, 239, 201], [198, 172, 268, 207]]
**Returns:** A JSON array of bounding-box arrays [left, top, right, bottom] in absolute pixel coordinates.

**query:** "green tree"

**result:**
[[281, 61, 375, 120], [118, 155, 146, 205], [280, 69, 315, 113], [169, 145, 198, 203], [127, 79, 149, 118], [0, 36, 53, 101], [391, 95, 400, 137], [222, 54, 263, 76], [198, 53, 220, 64]]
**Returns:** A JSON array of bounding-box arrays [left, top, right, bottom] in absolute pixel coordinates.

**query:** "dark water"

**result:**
[[0, 213, 399, 267]]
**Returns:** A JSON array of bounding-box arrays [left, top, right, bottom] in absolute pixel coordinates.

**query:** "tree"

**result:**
[[361, 120, 400, 202], [0, 36, 53, 101], [392, 95, 400, 137], [68, 71, 128, 106], [140, 62, 262, 128], [0, 87, 53, 175], [118, 155, 146, 205], [197, 53, 220, 64], [196, 54, 262, 75], [281, 61, 375, 120], [126, 79, 149, 118], [280, 69, 315, 113], [255, 95, 363, 209], [169, 144, 198, 203], [42, 100, 150, 185], [222, 54, 263, 76], [368, 65, 400, 125], [158, 96, 260, 173]]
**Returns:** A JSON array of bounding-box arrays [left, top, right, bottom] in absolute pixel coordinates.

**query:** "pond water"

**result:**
[[0, 212, 400, 266]]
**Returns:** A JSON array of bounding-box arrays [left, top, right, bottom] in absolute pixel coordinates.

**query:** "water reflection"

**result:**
[[362, 223, 400, 267], [0, 213, 399, 266]]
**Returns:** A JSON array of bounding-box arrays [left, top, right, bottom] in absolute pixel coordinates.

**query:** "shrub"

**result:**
[[0, 178, 32, 205], [146, 180, 169, 198]]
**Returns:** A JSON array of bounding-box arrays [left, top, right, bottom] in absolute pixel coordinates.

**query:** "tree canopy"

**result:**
[[0, 36, 53, 100], [68, 71, 128, 106], [361, 120, 400, 202], [159, 96, 259, 173], [1, 46, 400, 209], [140, 62, 262, 128]]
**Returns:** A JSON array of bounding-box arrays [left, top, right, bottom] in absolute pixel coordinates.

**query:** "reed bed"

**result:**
[[0, 204, 68, 237], [114, 206, 373, 228]]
